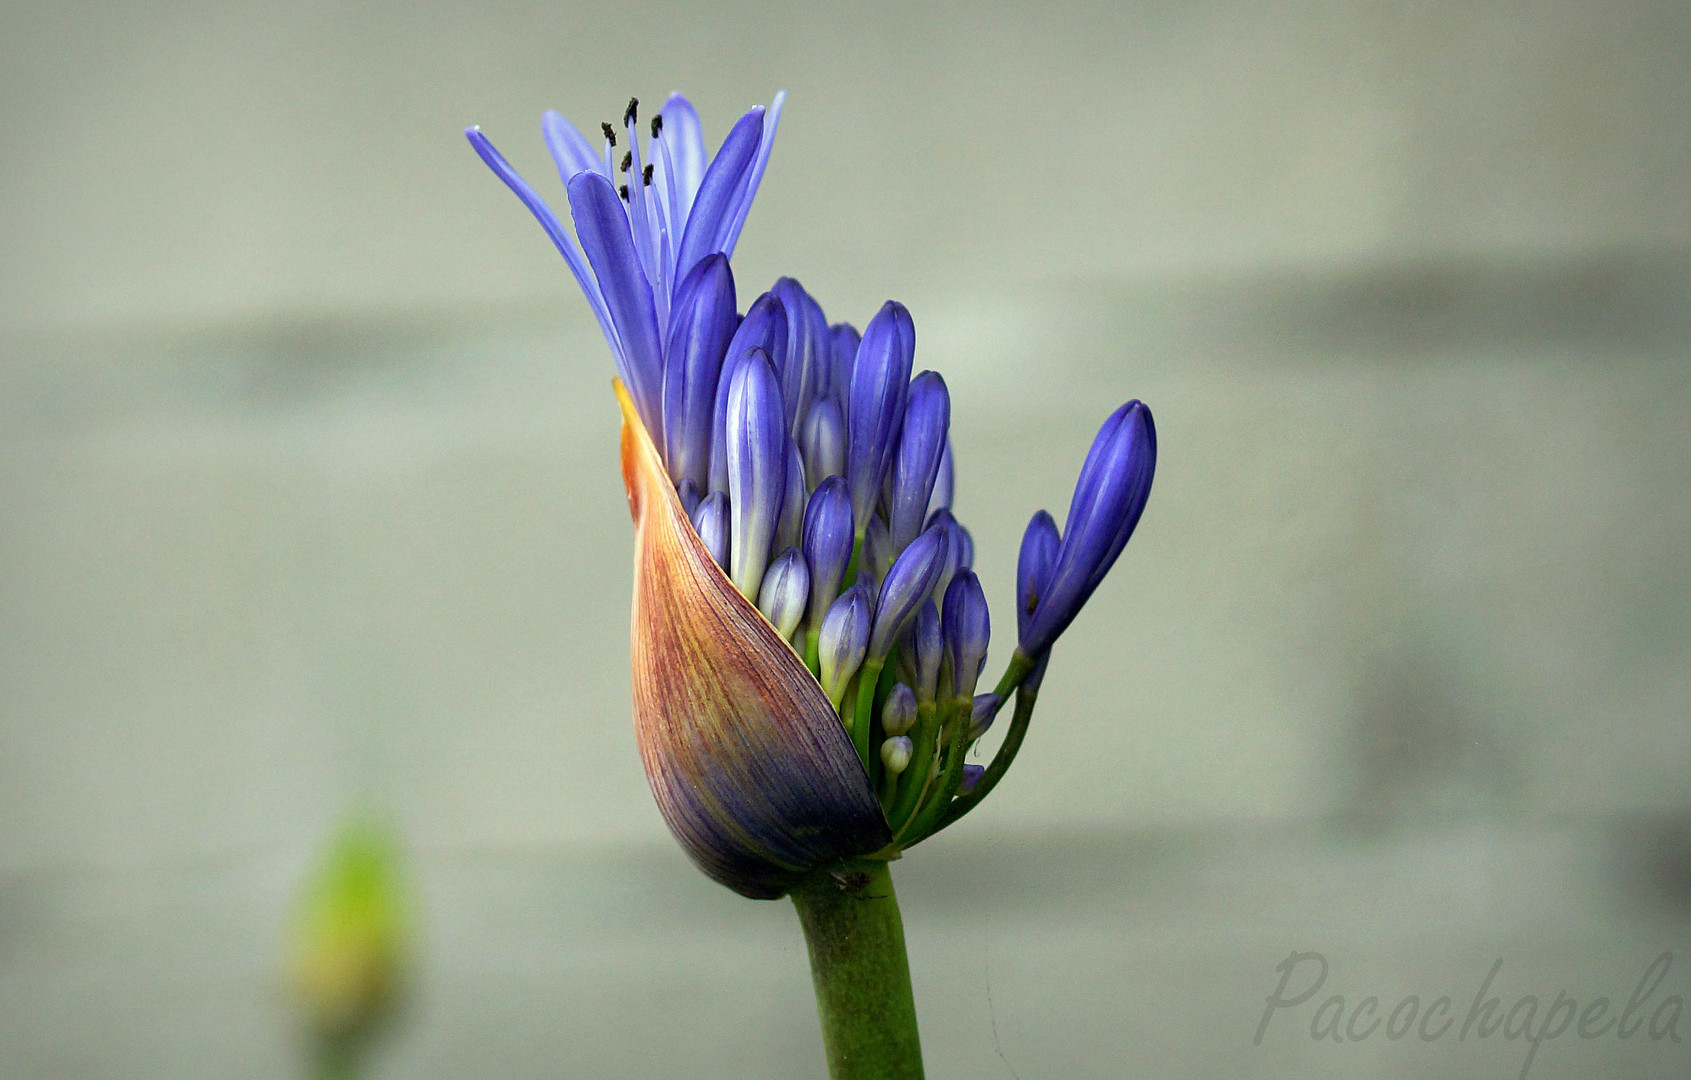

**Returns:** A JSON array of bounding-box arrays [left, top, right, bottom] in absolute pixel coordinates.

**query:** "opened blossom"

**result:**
[[466, 92, 1157, 901]]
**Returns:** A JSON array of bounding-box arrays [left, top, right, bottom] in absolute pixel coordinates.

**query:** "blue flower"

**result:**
[[468, 91, 1157, 894]]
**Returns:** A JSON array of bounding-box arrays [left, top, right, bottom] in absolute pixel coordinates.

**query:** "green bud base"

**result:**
[[790, 860, 924, 1080]]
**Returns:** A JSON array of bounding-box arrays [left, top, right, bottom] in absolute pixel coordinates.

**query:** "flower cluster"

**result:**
[[468, 93, 1156, 899]]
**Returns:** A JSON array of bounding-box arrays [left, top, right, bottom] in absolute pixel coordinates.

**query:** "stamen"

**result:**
[[620, 150, 633, 173], [651, 114, 663, 138], [600, 122, 616, 146], [642, 163, 654, 186], [624, 97, 639, 126], [619, 184, 630, 201]]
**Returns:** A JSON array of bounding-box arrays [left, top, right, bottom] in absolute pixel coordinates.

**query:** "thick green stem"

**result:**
[[790, 861, 924, 1080]]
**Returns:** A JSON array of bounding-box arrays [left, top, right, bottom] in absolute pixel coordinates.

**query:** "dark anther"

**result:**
[[651, 114, 663, 138], [642, 163, 654, 186], [619, 184, 630, 202], [600, 122, 616, 146], [619, 150, 632, 173], [624, 97, 639, 127]]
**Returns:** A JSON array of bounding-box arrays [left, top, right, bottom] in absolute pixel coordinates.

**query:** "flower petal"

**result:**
[[617, 379, 889, 900], [673, 106, 764, 287]]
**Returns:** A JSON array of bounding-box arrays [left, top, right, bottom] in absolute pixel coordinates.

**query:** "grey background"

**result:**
[[3, 1, 1690, 1077]]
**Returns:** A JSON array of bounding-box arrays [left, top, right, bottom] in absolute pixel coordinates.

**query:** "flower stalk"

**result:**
[[790, 861, 924, 1080]]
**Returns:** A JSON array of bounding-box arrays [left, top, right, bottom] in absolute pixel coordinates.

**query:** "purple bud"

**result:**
[[882, 682, 918, 737], [846, 302, 916, 531], [801, 476, 854, 627], [757, 547, 811, 640], [691, 491, 730, 570], [880, 736, 913, 774], [870, 524, 948, 659], [818, 584, 873, 709], [725, 352, 787, 601], [800, 397, 846, 490], [968, 693, 1002, 741], [661, 254, 737, 489], [923, 509, 964, 605], [926, 438, 954, 524], [887, 371, 951, 553], [776, 441, 807, 554], [676, 477, 702, 519], [911, 600, 942, 703], [942, 569, 990, 700], [1016, 509, 1060, 643], [959, 763, 985, 794], [827, 322, 861, 404], [1021, 401, 1156, 655], [772, 277, 829, 436], [709, 293, 787, 494], [862, 514, 894, 584]]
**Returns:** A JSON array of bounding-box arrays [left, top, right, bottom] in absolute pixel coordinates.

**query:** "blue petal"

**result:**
[[662, 254, 738, 488], [657, 93, 708, 220], [721, 90, 786, 259], [819, 584, 874, 709], [725, 352, 789, 601], [776, 440, 807, 554], [1016, 509, 1060, 644], [888, 371, 950, 552], [758, 546, 811, 640], [673, 106, 764, 287], [542, 110, 605, 181], [909, 599, 943, 704], [801, 475, 855, 629], [464, 128, 619, 364], [800, 397, 846, 489], [772, 277, 829, 437], [566, 170, 666, 441], [828, 323, 861, 404], [691, 491, 731, 570], [846, 302, 916, 531]]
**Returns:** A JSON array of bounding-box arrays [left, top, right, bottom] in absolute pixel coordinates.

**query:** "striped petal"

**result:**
[[617, 379, 889, 900]]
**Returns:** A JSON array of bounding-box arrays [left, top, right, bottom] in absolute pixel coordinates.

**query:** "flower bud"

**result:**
[[846, 301, 915, 528], [677, 477, 703, 519], [881, 736, 914, 775], [863, 514, 894, 584], [818, 584, 873, 710], [726, 352, 787, 600], [870, 525, 948, 659], [691, 491, 731, 570], [662, 253, 737, 489], [926, 438, 954, 524], [773, 276, 829, 436], [959, 763, 985, 794], [776, 440, 807, 554], [710, 293, 787, 493], [887, 371, 950, 552], [800, 397, 846, 489], [1016, 509, 1060, 642], [910, 599, 942, 704], [942, 569, 990, 700], [758, 547, 811, 640], [968, 692, 1002, 740], [882, 682, 918, 737], [1020, 401, 1156, 655], [801, 476, 854, 627]]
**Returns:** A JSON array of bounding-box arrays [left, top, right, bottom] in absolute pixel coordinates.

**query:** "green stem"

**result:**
[[790, 861, 924, 1080], [929, 678, 1040, 835]]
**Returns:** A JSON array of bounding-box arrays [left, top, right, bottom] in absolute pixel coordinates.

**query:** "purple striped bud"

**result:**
[[757, 547, 811, 640], [800, 397, 846, 490], [827, 323, 861, 404], [953, 522, 974, 569], [887, 371, 951, 553], [1016, 509, 1060, 643], [1021, 401, 1156, 655], [880, 736, 913, 775], [882, 682, 918, 737], [846, 301, 916, 530], [661, 254, 737, 489], [801, 476, 854, 627], [869, 524, 948, 659], [691, 491, 730, 570], [968, 693, 1002, 741], [910, 600, 942, 703], [818, 584, 873, 710], [710, 293, 787, 494], [923, 509, 963, 605], [772, 277, 829, 437], [862, 515, 894, 584], [926, 438, 954, 524], [725, 352, 788, 600], [942, 569, 990, 700], [959, 763, 985, 794], [776, 441, 806, 554], [677, 478, 702, 519]]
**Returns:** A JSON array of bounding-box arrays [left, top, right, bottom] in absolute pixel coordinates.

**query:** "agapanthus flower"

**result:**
[[466, 92, 1156, 900]]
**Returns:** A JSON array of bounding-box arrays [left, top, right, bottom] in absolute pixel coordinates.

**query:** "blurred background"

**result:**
[[4, 0, 1690, 1076]]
